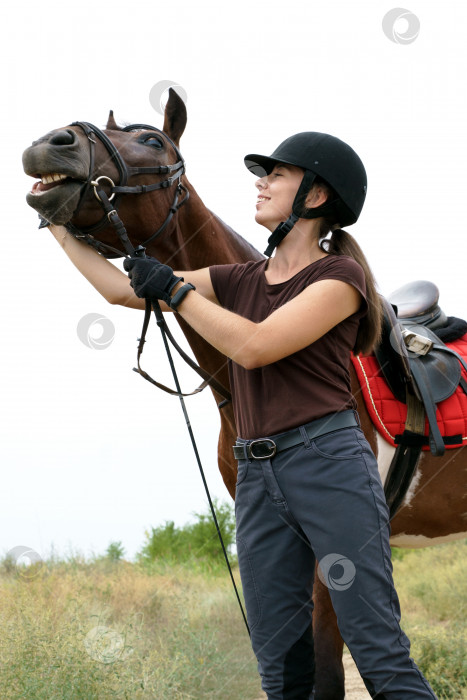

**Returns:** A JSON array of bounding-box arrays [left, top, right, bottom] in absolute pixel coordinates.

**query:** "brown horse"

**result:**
[[22, 89, 467, 699]]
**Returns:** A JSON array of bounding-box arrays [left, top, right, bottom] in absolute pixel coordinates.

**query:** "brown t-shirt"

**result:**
[[209, 255, 368, 439]]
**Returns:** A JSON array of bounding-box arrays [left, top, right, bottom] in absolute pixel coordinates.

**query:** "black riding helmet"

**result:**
[[244, 132, 367, 256]]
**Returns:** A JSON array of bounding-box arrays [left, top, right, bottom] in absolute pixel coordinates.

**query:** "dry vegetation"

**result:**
[[0, 556, 261, 699], [0, 537, 465, 699]]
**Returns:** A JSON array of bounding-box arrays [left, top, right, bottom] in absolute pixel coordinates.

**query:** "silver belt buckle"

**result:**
[[249, 438, 277, 459]]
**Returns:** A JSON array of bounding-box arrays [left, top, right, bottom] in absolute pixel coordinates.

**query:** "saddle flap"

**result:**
[[404, 324, 461, 403]]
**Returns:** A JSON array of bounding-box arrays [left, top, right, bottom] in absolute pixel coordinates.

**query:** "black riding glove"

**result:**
[[123, 256, 183, 306]]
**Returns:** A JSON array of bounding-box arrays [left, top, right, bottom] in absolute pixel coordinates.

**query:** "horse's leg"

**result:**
[[313, 569, 345, 700]]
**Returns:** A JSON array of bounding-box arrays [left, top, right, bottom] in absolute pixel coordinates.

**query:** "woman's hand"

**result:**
[[123, 256, 183, 304]]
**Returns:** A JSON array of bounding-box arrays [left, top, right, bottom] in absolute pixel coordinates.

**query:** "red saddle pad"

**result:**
[[351, 334, 467, 450]]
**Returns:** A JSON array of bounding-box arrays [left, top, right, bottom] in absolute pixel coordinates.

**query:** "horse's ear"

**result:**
[[162, 88, 187, 145], [106, 110, 120, 130]]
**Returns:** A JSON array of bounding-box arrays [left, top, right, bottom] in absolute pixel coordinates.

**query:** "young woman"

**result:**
[[49, 132, 437, 699]]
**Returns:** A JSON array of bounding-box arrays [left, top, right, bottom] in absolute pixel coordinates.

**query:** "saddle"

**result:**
[[373, 280, 467, 518]]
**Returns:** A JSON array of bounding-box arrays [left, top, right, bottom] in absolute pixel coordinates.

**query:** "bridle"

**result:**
[[65, 120, 189, 259], [58, 119, 231, 404]]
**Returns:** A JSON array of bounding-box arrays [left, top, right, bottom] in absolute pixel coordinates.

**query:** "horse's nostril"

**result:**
[[49, 129, 76, 146]]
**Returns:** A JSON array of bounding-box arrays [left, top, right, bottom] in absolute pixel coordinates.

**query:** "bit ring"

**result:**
[[91, 175, 116, 202]]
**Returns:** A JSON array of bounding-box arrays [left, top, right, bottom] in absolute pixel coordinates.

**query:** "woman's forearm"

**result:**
[[49, 225, 145, 310], [173, 286, 259, 369]]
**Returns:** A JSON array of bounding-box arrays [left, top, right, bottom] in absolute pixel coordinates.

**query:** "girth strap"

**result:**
[[410, 358, 446, 455]]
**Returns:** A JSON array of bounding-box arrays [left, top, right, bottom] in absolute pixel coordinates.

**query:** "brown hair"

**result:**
[[302, 178, 383, 355]]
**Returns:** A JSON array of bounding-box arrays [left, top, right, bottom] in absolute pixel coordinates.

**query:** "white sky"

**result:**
[[1, 0, 466, 561]]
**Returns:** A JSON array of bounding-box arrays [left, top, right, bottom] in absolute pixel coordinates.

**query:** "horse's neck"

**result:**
[[142, 180, 261, 408], [152, 181, 263, 268]]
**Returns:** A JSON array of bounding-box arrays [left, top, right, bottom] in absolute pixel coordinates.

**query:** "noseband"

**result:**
[[65, 121, 189, 258]]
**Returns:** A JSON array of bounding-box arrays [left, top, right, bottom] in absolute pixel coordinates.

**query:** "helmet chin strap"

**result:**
[[264, 170, 341, 257], [264, 214, 299, 257]]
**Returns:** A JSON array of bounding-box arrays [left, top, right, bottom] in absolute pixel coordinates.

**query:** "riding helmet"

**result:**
[[244, 132, 367, 255]]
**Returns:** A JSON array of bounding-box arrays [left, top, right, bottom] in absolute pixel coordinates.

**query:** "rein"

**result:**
[[134, 297, 231, 404]]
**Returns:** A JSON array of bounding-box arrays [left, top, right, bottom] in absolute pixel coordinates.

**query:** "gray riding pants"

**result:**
[[234, 414, 437, 699]]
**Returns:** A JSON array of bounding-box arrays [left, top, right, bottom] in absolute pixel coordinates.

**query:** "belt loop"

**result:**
[[353, 409, 361, 428], [299, 424, 311, 448], [242, 441, 250, 461]]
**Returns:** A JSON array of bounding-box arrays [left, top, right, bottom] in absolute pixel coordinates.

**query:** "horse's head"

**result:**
[[22, 89, 188, 256]]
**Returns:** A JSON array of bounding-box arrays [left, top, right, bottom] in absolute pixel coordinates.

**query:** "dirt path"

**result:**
[[342, 653, 371, 699], [253, 653, 370, 699]]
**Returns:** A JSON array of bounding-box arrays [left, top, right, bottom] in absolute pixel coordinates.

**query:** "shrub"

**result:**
[[138, 499, 236, 567], [105, 541, 125, 562], [411, 625, 467, 698]]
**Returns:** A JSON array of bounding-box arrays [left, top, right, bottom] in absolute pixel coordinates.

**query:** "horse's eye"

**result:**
[[140, 134, 163, 149]]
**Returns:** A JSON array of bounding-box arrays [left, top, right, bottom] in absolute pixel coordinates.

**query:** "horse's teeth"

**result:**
[[41, 173, 67, 185]]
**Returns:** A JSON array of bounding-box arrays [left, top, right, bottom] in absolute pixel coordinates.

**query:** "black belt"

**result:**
[[233, 411, 359, 460]]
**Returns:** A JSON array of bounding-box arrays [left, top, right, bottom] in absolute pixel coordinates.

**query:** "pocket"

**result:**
[[310, 427, 364, 462], [235, 459, 249, 486]]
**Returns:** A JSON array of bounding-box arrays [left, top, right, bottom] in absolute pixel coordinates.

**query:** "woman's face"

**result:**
[[255, 163, 304, 231]]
